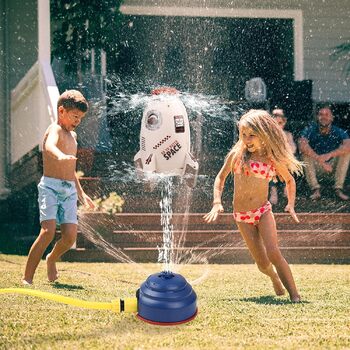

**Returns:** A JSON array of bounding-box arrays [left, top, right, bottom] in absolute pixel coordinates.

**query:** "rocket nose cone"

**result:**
[[151, 87, 179, 95]]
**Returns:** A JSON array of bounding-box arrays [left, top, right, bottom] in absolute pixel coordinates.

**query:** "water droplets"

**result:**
[[158, 177, 174, 272]]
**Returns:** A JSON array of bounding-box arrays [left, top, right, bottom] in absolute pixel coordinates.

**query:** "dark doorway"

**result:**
[[111, 16, 294, 100], [223, 18, 294, 101]]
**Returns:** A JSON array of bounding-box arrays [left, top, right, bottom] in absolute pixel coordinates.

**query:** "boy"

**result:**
[[23, 90, 95, 284]]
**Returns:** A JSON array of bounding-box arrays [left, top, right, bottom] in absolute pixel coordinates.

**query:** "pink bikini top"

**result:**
[[234, 160, 277, 181]]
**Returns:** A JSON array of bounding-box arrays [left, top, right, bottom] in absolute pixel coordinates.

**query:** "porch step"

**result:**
[[0, 224, 37, 254], [61, 212, 350, 264], [76, 230, 350, 248], [78, 212, 350, 227], [77, 176, 350, 213], [63, 246, 350, 264]]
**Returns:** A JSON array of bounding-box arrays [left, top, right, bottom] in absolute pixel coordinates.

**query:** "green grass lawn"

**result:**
[[0, 255, 349, 350]]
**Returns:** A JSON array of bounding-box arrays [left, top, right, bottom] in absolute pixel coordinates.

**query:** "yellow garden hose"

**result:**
[[1, 271, 198, 325], [0, 288, 138, 313]]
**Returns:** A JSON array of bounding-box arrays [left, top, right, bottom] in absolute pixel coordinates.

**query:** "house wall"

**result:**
[[121, 0, 350, 103], [0, 0, 37, 195], [0, 0, 8, 196], [6, 0, 37, 89]]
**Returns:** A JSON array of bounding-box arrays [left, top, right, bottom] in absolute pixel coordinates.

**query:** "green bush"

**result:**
[[79, 192, 125, 214]]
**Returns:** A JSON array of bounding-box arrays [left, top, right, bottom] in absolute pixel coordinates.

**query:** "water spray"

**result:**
[[0, 87, 199, 325]]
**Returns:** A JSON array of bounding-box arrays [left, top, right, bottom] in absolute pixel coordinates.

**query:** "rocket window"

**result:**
[[145, 111, 162, 130]]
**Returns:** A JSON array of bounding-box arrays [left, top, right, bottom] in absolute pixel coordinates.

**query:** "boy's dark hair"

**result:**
[[57, 90, 88, 112]]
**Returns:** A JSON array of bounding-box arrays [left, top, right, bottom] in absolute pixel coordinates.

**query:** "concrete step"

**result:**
[[62, 246, 350, 264], [61, 212, 350, 263], [0, 224, 37, 254], [76, 230, 350, 248], [78, 212, 350, 229]]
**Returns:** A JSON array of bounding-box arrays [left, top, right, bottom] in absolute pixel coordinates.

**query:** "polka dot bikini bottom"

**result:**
[[233, 201, 272, 225]]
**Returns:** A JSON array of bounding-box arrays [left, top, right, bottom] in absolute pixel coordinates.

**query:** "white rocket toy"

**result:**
[[134, 87, 198, 187]]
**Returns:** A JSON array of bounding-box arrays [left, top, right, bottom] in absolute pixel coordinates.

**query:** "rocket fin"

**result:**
[[182, 152, 199, 188], [140, 153, 158, 191], [134, 150, 143, 170], [134, 150, 144, 180], [143, 153, 157, 173]]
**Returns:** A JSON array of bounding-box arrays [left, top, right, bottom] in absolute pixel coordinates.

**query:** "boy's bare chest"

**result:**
[[57, 133, 77, 154]]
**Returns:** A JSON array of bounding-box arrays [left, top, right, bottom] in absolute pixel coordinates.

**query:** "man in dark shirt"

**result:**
[[299, 106, 350, 200]]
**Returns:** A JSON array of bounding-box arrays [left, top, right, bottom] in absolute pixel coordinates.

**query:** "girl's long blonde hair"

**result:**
[[228, 109, 303, 176]]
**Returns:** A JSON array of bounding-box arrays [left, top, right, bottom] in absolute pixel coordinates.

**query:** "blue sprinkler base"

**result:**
[[137, 271, 197, 325]]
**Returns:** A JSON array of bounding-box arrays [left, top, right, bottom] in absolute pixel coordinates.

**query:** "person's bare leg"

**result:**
[[302, 154, 321, 197], [46, 255, 58, 282], [269, 185, 278, 205], [46, 223, 77, 282], [23, 220, 56, 284], [260, 263, 285, 296], [236, 222, 285, 296], [334, 154, 350, 200], [258, 212, 300, 302]]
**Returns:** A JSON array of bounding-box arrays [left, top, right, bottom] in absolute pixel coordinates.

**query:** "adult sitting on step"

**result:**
[[298, 105, 350, 201]]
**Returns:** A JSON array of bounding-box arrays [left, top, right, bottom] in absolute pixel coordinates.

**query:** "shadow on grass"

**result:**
[[239, 295, 310, 305], [51, 282, 85, 291], [25, 316, 179, 348], [59, 269, 140, 286], [0, 256, 22, 265]]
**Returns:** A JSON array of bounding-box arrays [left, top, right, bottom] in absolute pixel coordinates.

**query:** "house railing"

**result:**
[[10, 60, 59, 164]]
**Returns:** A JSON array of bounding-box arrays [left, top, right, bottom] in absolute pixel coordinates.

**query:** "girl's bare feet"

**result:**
[[271, 275, 285, 296], [46, 254, 59, 282], [291, 294, 301, 303]]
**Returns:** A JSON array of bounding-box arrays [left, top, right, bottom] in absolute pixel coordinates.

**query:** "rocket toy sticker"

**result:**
[[162, 140, 182, 160], [174, 115, 185, 133]]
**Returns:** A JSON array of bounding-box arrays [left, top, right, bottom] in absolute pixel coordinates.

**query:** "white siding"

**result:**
[[122, 0, 350, 102], [0, 1, 10, 197]]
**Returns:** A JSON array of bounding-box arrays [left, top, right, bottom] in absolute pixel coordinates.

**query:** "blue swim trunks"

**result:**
[[38, 176, 78, 225]]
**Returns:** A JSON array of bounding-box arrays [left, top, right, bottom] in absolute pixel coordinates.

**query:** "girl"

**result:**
[[204, 110, 303, 302]]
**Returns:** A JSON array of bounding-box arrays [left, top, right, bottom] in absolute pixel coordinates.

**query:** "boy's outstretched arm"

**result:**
[[74, 172, 96, 209], [203, 154, 233, 223]]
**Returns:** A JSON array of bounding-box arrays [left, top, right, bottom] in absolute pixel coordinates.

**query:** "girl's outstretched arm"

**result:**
[[276, 164, 299, 223], [203, 153, 233, 223]]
